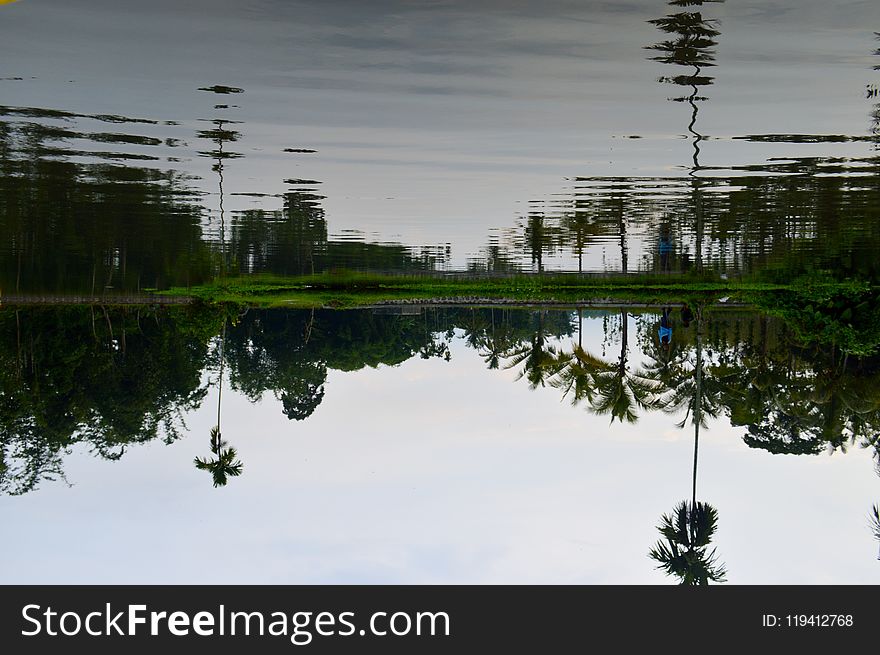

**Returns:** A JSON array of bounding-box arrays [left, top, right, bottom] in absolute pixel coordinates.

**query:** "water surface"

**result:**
[[1, 0, 879, 584], [1, 305, 878, 583], [2, 0, 880, 288]]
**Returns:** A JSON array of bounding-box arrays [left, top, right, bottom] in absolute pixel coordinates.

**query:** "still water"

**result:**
[[1, 0, 879, 584], [1, 305, 878, 583]]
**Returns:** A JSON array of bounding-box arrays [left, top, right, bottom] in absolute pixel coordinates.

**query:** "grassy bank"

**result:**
[[161, 271, 795, 308]]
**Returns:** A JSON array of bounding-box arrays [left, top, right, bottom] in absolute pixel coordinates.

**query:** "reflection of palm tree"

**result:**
[[503, 311, 561, 388], [194, 321, 243, 487], [562, 186, 632, 274], [650, 309, 741, 463], [197, 108, 243, 274], [523, 211, 557, 273], [551, 344, 613, 407], [648, 305, 726, 583], [562, 210, 600, 274], [479, 335, 507, 370], [476, 309, 516, 370], [648, 2, 724, 269], [649, 500, 727, 584], [589, 311, 658, 423], [640, 328, 687, 391], [194, 425, 243, 488], [552, 312, 662, 422]]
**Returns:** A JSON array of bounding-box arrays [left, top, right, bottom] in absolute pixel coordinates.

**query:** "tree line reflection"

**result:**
[[4, 302, 879, 577], [2, 306, 878, 471], [2, 9, 880, 289]]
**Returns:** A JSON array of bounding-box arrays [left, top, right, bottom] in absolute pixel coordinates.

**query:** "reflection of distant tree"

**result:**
[[230, 191, 327, 276], [561, 206, 610, 274], [560, 184, 631, 274], [9, 304, 880, 498], [0, 306, 219, 494], [522, 209, 560, 274], [0, 117, 211, 293], [225, 309, 483, 422], [728, 344, 880, 457], [229, 190, 448, 276], [225, 311, 327, 421]]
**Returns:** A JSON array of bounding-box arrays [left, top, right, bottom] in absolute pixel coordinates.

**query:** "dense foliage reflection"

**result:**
[[3, 304, 880, 498], [0, 305, 222, 494]]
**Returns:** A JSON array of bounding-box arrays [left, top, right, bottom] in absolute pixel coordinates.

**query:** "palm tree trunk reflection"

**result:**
[[194, 320, 243, 487], [649, 305, 726, 584]]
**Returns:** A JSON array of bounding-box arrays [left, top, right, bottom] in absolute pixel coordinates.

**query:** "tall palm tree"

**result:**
[[649, 305, 726, 583], [194, 321, 243, 487], [649, 500, 727, 584]]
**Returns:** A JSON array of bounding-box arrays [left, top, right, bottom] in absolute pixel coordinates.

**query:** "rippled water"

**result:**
[[2, 0, 879, 289]]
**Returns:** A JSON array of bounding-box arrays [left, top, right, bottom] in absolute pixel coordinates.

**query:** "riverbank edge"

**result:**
[[0, 272, 869, 309]]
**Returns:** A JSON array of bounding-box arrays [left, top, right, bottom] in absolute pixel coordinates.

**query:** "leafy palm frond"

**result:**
[[549, 345, 615, 406], [650, 500, 727, 585], [194, 424, 243, 487]]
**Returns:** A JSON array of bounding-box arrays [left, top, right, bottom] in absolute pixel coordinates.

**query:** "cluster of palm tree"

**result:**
[[483, 303, 730, 583], [443, 307, 880, 470], [549, 311, 659, 422], [508, 306, 733, 429]]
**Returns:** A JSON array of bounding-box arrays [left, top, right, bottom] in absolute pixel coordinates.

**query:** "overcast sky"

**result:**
[[1, 315, 877, 584]]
